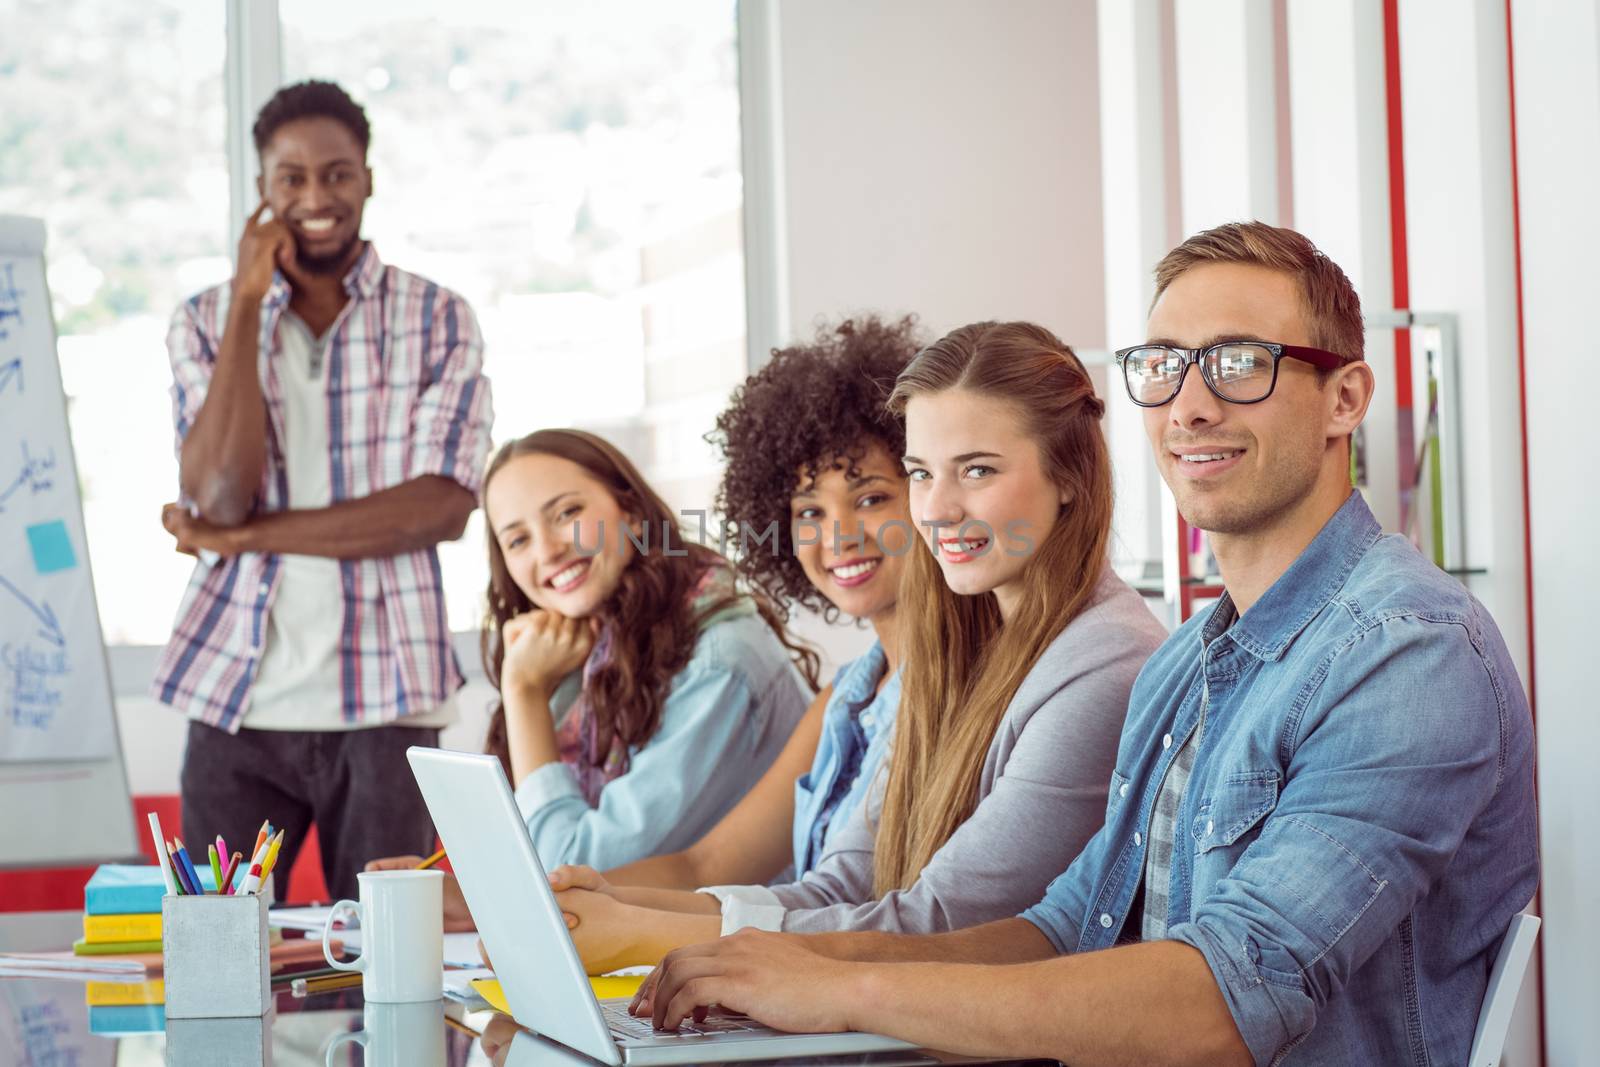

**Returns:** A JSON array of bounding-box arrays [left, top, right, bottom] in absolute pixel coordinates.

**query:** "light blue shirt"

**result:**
[[1021, 493, 1538, 1065], [791, 642, 900, 877], [514, 611, 810, 871]]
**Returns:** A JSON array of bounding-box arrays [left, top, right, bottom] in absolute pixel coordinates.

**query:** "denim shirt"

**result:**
[[1022, 493, 1538, 1066], [792, 642, 900, 877]]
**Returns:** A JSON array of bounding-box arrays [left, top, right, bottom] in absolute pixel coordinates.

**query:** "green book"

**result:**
[[73, 937, 161, 956]]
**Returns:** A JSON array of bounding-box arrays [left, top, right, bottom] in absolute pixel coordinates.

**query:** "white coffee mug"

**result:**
[[321, 869, 444, 1003], [324, 1000, 446, 1067]]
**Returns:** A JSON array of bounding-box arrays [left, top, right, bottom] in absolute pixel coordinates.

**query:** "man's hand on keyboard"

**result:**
[[641, 930, 860, 1036]]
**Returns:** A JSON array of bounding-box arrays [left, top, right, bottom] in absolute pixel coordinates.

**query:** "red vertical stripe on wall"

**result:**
[[1501, 0, 1537, 711], [1382, 0, 1417, 520], [1501, 2, 1545, 1060]]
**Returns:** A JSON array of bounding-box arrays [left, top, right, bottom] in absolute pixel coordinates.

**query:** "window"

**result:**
[[280, 0, 749, 630], [0, 0, 229, 644]]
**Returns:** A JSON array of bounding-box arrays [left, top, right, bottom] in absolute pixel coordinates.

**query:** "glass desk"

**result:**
[[0, 910, 489, 1066], [2, 912, 1058, 1067]]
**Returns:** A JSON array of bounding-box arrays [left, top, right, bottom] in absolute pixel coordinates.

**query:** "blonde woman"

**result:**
[[549, 322, 1166, 973]]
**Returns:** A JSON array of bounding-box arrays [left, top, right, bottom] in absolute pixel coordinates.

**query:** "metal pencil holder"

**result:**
[[162, 892, 272, 1018], [164, 1011, 276, 1066]]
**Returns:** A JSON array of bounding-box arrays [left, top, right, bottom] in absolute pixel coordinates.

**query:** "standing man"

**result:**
[[153, 81, 493, 899], [637, 222, 1538, 1066]]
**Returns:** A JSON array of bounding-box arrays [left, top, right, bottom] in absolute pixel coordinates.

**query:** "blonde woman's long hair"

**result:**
[[874, 321, 1111, 895]]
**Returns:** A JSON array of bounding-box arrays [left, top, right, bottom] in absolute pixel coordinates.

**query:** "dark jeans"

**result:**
[[180, 720, 440, 901]]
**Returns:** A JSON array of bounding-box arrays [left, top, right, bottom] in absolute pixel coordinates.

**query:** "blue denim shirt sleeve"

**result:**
[[793, 661, 899, 876], [1165, 614, 1508, 1066], [1019, 766, 1135, 951], [515, 642, 776, 871]]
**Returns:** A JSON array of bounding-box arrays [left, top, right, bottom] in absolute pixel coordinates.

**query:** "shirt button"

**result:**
[[1099, 913, 1113, 929], [1118, 783, 1130, 798], [1162, 733, 1172, 750], [1133, 832, 1142, 847], [258, 582, 270, 597], [1205, 819, 1215, 835]]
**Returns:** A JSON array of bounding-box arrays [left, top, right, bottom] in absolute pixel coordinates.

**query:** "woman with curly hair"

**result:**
[[550, 322, 1164, 977], [370, 428, 815, 927], [580, 314, 923, 893]]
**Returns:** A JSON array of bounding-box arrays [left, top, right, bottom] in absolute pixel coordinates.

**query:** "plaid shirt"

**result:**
[[151, 244, 493, 731]]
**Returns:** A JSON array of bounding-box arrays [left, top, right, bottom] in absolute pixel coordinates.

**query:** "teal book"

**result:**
[[84, 864, 230, 915], [87, 1003, 165, 1035]]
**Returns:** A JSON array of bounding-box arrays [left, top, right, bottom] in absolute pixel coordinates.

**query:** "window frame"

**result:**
[[108, 0, 781, 697]]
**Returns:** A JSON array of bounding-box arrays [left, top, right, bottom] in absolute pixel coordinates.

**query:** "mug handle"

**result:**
[[323, 899, 365, 972], [325, 1029, 368, 1066]]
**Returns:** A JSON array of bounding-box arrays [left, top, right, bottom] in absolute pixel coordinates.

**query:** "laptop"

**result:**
[[408, 747, 919, 1065]]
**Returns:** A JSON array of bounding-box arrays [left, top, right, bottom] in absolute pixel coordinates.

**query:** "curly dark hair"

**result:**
[[708, 315, 922, 623], [253, 80, 370, 155]]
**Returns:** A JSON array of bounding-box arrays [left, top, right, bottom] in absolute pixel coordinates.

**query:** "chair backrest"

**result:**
[[1466, 912, 1541, 1067]]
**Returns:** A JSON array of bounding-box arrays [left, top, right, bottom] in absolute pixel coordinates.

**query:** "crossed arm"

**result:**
[[166, 285, 484, 558], [638, 921, 1250, 1067], [163, 475, 476, 560]]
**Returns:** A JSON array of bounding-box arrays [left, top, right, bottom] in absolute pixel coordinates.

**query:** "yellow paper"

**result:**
[[472, 974, 645, 1016], [85, 979, 165, 1006], [82, 913, 162, 944]]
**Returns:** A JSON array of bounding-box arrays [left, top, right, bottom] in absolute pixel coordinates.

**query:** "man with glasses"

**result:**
[[634, 222, 1537, 1066]]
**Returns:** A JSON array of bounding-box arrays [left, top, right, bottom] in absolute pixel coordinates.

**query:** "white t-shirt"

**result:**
[[241, 310, 456, 731]]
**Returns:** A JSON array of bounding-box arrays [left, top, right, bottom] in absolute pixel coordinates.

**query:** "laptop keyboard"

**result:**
[[602, 999, 771, 1041]]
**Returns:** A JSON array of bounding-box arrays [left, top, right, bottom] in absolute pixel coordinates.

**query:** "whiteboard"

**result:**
[[0, 215, 138, 867]]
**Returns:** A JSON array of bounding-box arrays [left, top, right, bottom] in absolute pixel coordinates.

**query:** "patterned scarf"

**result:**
[[555, 563, 756, 806]]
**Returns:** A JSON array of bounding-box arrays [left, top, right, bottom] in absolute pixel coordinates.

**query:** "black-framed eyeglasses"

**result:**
[[1113, 341, 1347, 407]]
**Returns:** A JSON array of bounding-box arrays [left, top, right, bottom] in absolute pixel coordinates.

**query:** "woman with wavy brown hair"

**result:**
[[374, 429, 815, 914]]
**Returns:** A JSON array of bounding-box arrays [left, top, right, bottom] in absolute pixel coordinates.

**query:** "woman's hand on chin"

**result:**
[[501, 609, 596, 697]]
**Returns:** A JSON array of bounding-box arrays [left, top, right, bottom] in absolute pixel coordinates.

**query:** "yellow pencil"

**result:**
[[256, 829, 286, 885], [415, 847, 447, 871], [291, 971, 363, 997]]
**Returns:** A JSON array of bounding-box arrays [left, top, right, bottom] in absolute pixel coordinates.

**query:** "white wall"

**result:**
[[1396, 0, 1530, 683], [764, 0, 1113, 666], [1172, 0, 1282, 231], [1096, 0, 1175, 575], [773, 0, 1106, 346], [1510, 1, 1600, 1060]]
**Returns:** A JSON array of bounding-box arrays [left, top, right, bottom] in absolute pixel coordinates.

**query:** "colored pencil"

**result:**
[[220, 850, 243, 895], [269, 965, 343, 987], [163, 839, 191, 895], [291, 971, 362, 997], [248, 820, 271, 872], [256, 829, 286, 888], [208, 845, 222, 895], [415, 847, 447, 871], [172, 838, 204, 897]]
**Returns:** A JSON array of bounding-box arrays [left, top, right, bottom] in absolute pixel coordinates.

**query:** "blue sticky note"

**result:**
[[26, 519, 76, 574]]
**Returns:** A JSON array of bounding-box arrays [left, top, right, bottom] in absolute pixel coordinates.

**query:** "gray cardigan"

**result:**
[[710, 568, 1166, 935]]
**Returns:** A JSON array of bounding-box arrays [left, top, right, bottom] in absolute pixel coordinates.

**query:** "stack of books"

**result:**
[[78, 865, 188, 1034], [76, 864, 224, 957], [85, 976, 165, 1035]]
